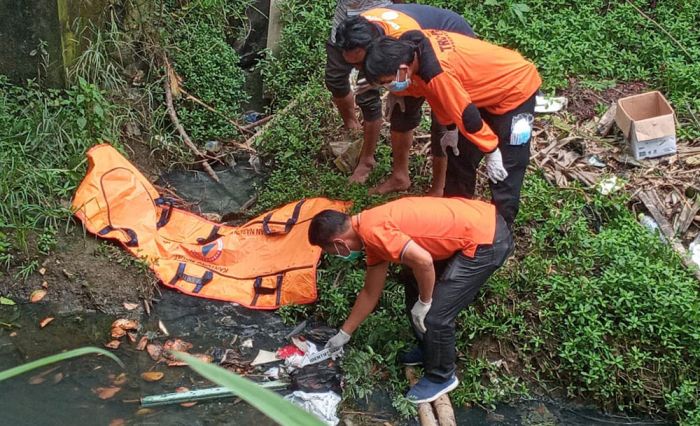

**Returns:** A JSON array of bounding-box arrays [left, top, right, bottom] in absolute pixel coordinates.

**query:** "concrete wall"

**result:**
[[0, 0, 108, 87]]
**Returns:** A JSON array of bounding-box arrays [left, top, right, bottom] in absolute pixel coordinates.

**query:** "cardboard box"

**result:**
[[615, 91, 676, 160]]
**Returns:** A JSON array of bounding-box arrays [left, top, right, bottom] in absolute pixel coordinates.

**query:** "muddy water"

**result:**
[[0, 292, 284, 426], [0, 293, 673, 426]]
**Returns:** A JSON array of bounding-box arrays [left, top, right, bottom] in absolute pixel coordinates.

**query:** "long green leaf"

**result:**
[[0, 346, 123, 382], [171, 351, 325, 426]]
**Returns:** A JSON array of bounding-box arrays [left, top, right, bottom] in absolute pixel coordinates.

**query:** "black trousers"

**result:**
[[404, 214, 514, 382], [444, 92, 538, 226], [389, 95, 448, 158], [324, 41, 382, 122]]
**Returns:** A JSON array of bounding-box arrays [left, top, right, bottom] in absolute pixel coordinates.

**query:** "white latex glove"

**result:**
[[353, 78, 372, 96], [383, 93, 406, 121], [325, 329, 351, 351], [485, 148, 509, 183], [410, 298, 432, 334], [440, 129, 459, 156]]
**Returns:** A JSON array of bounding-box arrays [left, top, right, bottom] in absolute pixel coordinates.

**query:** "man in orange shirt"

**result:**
[[363, 30, 542, 226], [331, 4, 475, 194], [308, 197, 513, 403]]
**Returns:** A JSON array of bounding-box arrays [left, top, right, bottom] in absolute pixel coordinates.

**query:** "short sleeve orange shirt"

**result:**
[[351, 197, 496, 266]]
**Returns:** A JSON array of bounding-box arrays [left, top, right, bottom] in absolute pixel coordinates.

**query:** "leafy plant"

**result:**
[[0, 76, 124, 262], [0, 347, 123, 382]]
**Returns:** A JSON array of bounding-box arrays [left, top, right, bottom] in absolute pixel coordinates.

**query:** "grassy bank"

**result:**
[[0, 77, 124, 274], [257, 0, 700, 422]]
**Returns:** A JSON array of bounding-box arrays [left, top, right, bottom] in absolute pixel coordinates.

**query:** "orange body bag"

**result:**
[[72, 144, 349, 309]]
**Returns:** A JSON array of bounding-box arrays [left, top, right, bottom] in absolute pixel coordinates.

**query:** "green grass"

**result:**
[[0, 76, 124, 268], [162, 0, 251, 143], [258, 81, 699, 424], [421, 0, 700, 138]]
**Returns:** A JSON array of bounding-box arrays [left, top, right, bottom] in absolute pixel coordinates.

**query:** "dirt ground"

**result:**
[[1, 139, 166, 315], [1, 225, 156, 316]]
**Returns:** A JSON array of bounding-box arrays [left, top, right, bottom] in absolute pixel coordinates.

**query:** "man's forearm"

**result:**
[[341, 288, 382, 334], [341, 262, 388, 334], [414, 262, 435, 302]]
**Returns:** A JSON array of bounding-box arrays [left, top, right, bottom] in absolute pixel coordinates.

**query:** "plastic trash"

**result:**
[[535, 95, 567, 113], [251, 349, 279, 366], [510, 113, 534, 146], [597, 176, 624, 195], [243, 111, 265, 124], [586, 155, 606, 168], [284, 391, 341, 426], [204, 140, 221, 153], [277, 344, 304, 360], [638, 213, 665, 242], [291, 358, 342, 394]]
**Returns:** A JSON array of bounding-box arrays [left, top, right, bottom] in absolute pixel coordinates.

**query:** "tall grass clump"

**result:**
[[0, 76, 123, 268]]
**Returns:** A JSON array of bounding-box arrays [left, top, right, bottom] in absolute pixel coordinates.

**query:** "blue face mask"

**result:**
[[385, 68, 410, 93], [333, 241, 362, 262]]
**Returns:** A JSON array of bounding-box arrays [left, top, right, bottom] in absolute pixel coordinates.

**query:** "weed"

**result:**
[[162, 0, 251, 143], [0, 76, 124, 266]]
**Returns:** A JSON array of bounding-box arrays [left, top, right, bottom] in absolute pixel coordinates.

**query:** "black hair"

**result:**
[[334, 16, 381, 50], [308, 210, 350, 247], [364, 36, 416, 84]]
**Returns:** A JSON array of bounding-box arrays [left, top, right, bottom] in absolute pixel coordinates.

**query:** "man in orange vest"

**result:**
[[363, 30, 542, 226], [331, 4, 475, 194], [308, 197, 513, 403]]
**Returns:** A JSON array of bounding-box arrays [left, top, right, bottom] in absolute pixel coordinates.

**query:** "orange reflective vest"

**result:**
[[72, 144, 349, 309]]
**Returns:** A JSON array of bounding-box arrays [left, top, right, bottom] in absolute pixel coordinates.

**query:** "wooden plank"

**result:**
[[675, 196, 700, 235], [405, 367, 438, 426], [596, 102, 617, 136], [639, 190, 700, 282], [432, 394, 456, 426]]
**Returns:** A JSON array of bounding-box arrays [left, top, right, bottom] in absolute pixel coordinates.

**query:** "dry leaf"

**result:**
[[136, 336, 148, 351], [192, 354, 213, 363], [111, 327, 126, 339], [127, 332, 137, 344], [111, 319, 139, 331], [112, 373, 127, 386], [140, 371, 164, 382], [163, 339, 193, 353], [28, 374, 46, 385], [158, 320, 169, 336], [146, 343, 163, 361], [109, 419, 125, 426], [123, 302, 139, 311], [30, 289, 47, 303], [104, 340, 121, 349], [166, 360, 188, 367], [93, 386, 121, 400], [39, 317, 54, 328], [167, 65, 183, 99], [52, 372, 64, 384], [135, 408, 153, 416], [175, 387, 197, 407]]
